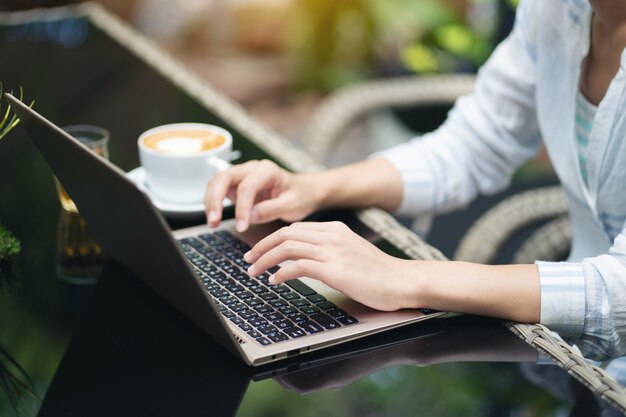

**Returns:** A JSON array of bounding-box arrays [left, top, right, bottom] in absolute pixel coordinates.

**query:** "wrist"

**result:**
[[300, 170, 337, 211], [395, 259, 431, 310]]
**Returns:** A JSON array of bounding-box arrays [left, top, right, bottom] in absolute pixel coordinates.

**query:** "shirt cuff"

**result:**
[[372, 139, 438, 217], [536, 261, 586, 339]]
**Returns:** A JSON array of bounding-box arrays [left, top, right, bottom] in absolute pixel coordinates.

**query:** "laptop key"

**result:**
[[277, 306, 298, 316], [310, 313, 340, 330], [181, 237, 205, 248], [267, 332, 289, 343], [247, 330, 262, 338], [270, 285, 290, 294], [300, 305, 321, 315], [281, 291, 300, 301], [235, 291, 254, 300], [275, 319, 294, 330], [254, 304, 274, 314], [263, 312, 284, 322], [233, 272, 249, 281], [231, 303, 247, 312], [307, 294, 327, 303], [240, 279, 257, 288], [259, 292, 278, 301], [238, 323, 253, 332], [290, 299, 309, 308], [256, 337, 272, 346], [239, 310, 258, 320], [220, 296, 238, 306], [285, 279, 316, 296], [268, 299, 287, 308], [230, 316, 244, 325], [316, 301, 337, 311], [326, 308, 347, 319], [221, 310, 235, 318], [258, 325, 279, 335], [225, 283, 244, 293], [250, 286, 268, 294], [289, 313, 308, 323], [210, 289, 229, 298], [283, 327, 307, 338], [245, 298, 264, 307], [249, 317, 269, 327], [216, 276, 235, 286], [299, 321, 324, 334], [337, 316, 359, 325]]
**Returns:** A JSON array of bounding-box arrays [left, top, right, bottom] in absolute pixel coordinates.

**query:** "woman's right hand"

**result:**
[[204, 159, 323, 232]]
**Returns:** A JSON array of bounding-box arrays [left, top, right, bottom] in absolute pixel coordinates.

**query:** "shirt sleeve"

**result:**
[[375, 0, 542, 216], [537, 222, 626, 359]]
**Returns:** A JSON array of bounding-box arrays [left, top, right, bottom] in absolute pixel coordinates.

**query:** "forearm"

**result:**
[[406, 261, 541, 323], [307, 158, 403, 212]]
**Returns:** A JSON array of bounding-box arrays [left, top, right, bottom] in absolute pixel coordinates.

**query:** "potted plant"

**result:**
[[0, 85, 33, 273]]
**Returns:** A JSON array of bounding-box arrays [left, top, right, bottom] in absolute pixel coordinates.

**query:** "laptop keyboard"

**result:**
[[178, 230, 359, 347]]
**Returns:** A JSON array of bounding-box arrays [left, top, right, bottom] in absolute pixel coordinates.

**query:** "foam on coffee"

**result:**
[[142, 129, 225, 155]]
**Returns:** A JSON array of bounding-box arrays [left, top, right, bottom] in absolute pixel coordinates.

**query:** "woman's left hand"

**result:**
[[244, 221, 420, 311]]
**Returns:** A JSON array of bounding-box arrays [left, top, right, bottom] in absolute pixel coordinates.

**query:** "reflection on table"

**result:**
[[35, 260, 621, 417]]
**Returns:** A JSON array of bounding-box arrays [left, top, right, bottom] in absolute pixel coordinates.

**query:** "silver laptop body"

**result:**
[[7, 93, 444, 366]]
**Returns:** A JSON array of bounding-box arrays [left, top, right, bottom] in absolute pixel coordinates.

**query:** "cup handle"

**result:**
[[207, 156, 231, 173]]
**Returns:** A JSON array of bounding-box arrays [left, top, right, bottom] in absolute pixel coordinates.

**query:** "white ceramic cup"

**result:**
[[138, 123, 232, 204]]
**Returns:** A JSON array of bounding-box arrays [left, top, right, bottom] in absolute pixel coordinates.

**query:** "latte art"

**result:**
[[142, 130, 225, 155]]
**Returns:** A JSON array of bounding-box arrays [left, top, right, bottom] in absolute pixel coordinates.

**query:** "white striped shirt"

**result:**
[[378, 0, 626, 359]]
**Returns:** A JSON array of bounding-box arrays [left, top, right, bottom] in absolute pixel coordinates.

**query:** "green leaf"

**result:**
[[0, 224, 20, 261], [401, 44, 439, 73]]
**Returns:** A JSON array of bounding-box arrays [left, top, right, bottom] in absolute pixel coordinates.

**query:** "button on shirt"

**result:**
[[377, 0, 626, 357]]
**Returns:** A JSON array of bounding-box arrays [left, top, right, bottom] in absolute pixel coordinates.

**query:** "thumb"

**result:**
[[250, 194, 294, 224]]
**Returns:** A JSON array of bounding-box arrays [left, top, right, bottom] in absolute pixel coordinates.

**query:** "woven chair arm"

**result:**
[[513, 215, 572, 264], [304, 74, 476, 163], [454, 186, 568, 264]]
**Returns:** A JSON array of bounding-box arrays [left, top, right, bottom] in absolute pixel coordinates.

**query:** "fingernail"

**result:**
[[236, 219, 248, 232], [268, 274, 276, 284], [247, 265, 256, 275], [208, 210, 219, 223], [243, 251, 252, 261], [251, 208, 260, 223]]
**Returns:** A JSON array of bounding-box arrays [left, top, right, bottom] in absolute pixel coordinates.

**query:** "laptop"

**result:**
[[6, 93, 445, 366]]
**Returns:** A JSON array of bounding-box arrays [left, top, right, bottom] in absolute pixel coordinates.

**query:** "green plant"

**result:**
[[398, 0, 511, 74], [0, 85, 33, 141], [0, 85, 31, 263], [0, 342, 40, 417], [0, 225, 19, 262]]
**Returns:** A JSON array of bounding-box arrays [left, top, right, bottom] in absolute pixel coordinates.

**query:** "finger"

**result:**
[[247, 241, 323, 276], [234, 166, 280, 232], [270, 259, 330, 285], [204, 162, 256, 226], [245, 226, 328, 263], [249, 194, 292, 224]]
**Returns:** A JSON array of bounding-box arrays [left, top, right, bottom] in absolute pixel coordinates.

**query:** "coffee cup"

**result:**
[[138, 123, 232, 204]]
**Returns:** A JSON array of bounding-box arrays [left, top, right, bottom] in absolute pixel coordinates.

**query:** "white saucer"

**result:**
[[126, 167, 232, 218]]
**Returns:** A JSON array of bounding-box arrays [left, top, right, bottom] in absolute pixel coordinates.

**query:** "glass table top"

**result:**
[[0, 6, 623, 417]]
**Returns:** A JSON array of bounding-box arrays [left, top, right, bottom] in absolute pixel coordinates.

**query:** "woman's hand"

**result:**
[[245, 221, 421, 311], [204, 158, 406, 232], [204, 160, 323, 232]]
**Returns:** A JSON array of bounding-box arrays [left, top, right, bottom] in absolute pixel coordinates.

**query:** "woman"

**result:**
[[205, 0, 626, 357]]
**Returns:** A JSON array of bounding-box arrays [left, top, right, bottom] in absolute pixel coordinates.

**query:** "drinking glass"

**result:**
[[54, 125, 109, 282], [55, 125, 110, 213]]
